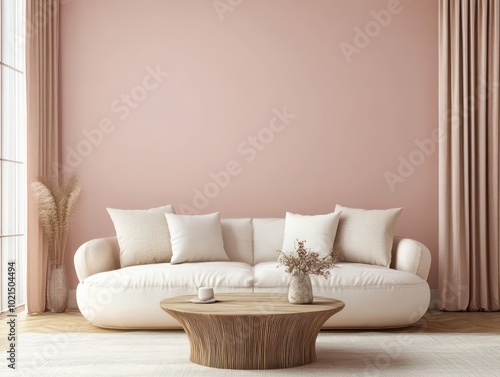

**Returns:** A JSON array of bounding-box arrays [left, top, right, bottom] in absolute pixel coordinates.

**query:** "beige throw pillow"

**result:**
[[107, 204, 175, 268], [165, 212, 229, 264], [281, 212, 341, 258], [333, 205, 402, 267]]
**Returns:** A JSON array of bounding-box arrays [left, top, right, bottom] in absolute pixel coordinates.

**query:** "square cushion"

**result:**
[[165, 212, 229, 264], [281, 212, 341, 258], [333, 205, 402, 267], [107, 204, 175, 268]]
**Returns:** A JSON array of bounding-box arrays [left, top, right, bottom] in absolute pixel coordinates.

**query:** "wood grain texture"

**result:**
[[3, 308, 499, 334], [2, 307, 500, 354], [160, 293, 345, 369]]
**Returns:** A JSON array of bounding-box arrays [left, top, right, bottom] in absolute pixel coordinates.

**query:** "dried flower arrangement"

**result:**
[[31, 175, 82, 265], [277, 240, 338, 278]]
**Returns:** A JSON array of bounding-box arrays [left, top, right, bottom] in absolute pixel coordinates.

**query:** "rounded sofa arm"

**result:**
[[391, 237, 432, 280], [74, 237, 120, 282]]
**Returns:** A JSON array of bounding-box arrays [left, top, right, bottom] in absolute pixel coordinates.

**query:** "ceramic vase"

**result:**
[[288, 274, 313, 304], [47, 264, 68, 313]]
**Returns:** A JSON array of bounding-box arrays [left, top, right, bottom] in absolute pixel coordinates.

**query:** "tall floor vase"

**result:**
[[46, 264, 68, 313]]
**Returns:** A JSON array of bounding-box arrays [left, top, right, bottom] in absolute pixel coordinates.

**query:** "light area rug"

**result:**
[[6, 331, 500, 377]]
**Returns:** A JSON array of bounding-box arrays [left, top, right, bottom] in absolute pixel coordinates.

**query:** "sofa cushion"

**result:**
[[165, 212, 229, 264], [333, 205, 402, 267], [107, 204, 175, 268], [221, 218, 253, 265], [252, 261, 429, 329], [253, 218, 286, 264], [77, 261, 254, 328], [282, 211, 341, 258], [83, 261, 253, 291], [254, 261, 425, 290]]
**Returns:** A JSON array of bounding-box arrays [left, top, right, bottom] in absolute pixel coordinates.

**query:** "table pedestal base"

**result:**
[[171, 311, 339, 369]]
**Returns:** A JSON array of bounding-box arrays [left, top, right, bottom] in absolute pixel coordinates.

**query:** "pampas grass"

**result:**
[[31, 175, 82, 265]]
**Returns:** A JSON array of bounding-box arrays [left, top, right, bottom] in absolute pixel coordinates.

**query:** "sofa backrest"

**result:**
[[209, 218, 419, 270], [252, 218, 285, 264], [220, 218, 253, 265], [221, 218, 286, 265]]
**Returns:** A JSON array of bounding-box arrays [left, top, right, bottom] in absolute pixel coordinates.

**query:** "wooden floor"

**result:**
[[2, 308, 500, 335], [386, 309, 500, 333]]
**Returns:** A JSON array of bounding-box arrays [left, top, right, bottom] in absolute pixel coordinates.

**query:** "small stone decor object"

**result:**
[[277, 240, 338, 304], [288, 273, 313, 304]]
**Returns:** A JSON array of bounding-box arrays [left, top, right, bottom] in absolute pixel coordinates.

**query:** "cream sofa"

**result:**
[[74, 218, 431, 329]]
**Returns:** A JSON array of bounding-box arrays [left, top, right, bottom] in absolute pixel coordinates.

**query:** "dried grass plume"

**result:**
[[31, 175, 82, 265]]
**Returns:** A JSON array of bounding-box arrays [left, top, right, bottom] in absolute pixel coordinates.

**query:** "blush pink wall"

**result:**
[[60, 0, 439, 289]]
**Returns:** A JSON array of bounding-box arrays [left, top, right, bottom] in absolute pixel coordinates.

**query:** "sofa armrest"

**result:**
[[74, 237, 120, 281], [390, 237, 432, 280]]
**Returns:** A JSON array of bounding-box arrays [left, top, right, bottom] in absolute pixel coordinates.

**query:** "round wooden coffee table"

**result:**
[[160, 293, 344, 370]]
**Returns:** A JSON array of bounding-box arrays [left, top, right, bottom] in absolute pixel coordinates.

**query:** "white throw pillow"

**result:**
[[281, 212, 342, 259], [333, 205, 403, 267], [165, 212, 229, 264], [107, 204, 175, 268]]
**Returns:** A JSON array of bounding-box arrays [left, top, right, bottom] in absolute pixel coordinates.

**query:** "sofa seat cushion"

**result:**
[[83, 261, 253, 290], [77, 261, 253, 329], [254, 261, 430, 328], [254, 261, 425, 289]]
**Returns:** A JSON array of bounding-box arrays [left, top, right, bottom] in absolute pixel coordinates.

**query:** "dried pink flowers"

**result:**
[[277, 240, 338, 278]]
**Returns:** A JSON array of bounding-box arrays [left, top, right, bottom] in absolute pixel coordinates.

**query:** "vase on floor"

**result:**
[[47, 264, 68, 313], [288, 273, 313, 304]]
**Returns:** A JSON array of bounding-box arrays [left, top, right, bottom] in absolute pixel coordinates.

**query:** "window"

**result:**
[[1, 0, 26, 312]]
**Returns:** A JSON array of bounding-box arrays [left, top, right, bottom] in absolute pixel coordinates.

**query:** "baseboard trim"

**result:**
[[68, 289, 77, 309]]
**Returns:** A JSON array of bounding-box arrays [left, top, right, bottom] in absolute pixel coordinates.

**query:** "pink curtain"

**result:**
[[26, 0, 60, 313], [439, 0, 500, 311]]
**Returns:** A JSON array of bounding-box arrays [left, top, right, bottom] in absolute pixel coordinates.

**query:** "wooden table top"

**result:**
[[160, 293, 344, 316]]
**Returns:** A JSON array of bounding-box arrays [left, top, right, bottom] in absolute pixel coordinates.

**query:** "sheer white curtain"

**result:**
[[0, 0, 27, 312]]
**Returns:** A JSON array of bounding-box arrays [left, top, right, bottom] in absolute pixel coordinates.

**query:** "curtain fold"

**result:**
[[439, 0, 500, 311], [26, 0, 60, 313]]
